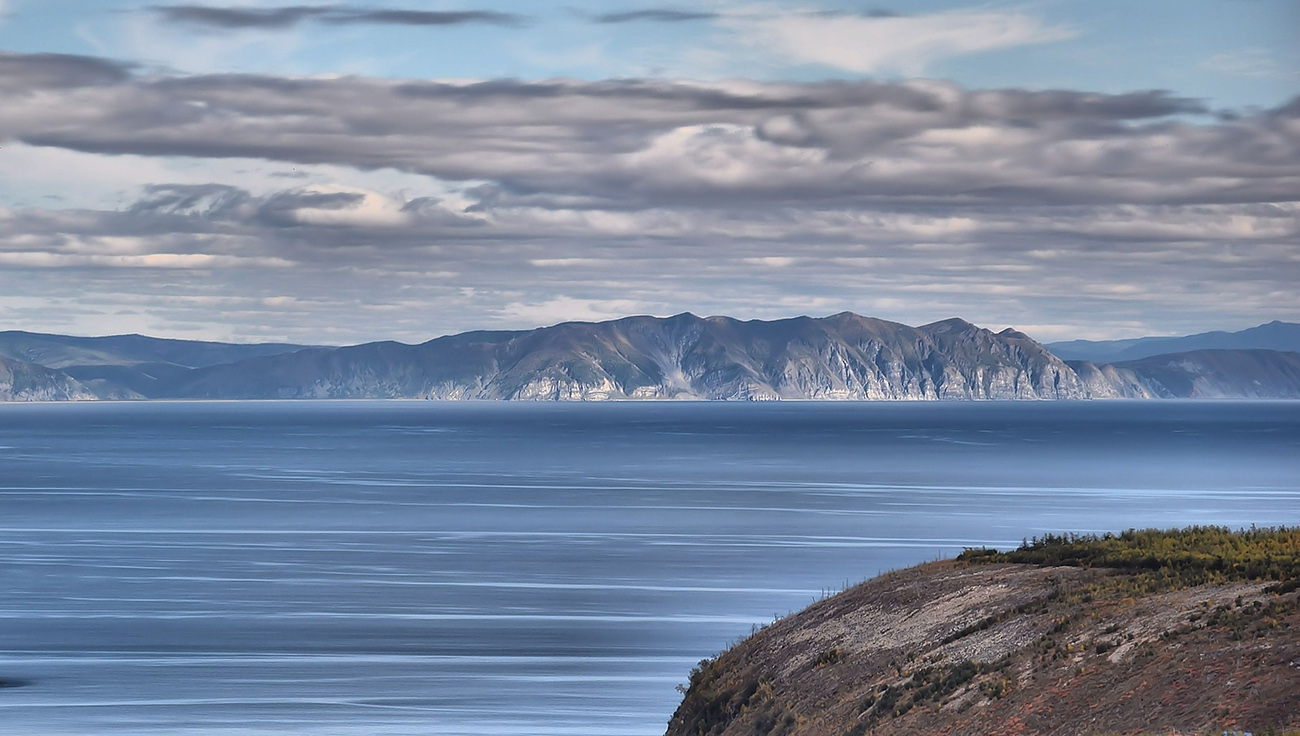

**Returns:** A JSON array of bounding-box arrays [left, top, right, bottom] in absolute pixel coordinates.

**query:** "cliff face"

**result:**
[[665, 561, 1300, 736], [0, 357, 98, 401], [164, 313, 1090, 400], [1068, 361, 1158, 399]]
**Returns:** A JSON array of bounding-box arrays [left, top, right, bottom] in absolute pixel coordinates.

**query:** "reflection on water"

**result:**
[[0, 401, 1297, 734]]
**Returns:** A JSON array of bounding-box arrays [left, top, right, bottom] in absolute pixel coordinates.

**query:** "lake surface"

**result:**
[[1, 401, 1298, 735]]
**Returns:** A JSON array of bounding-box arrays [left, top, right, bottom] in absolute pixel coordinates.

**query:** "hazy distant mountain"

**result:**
[[1048, 320, 1300, 362], [0, 356, 99, 401], [0, 331, 310, 396], [1073, 349, 1300, 399], [161, 313, 1090, 401]]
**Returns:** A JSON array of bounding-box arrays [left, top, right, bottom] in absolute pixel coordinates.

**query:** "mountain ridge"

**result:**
[[0, 330, 312, 398], [158, 312, 1091, 401], [1, 315, 1298, 401]]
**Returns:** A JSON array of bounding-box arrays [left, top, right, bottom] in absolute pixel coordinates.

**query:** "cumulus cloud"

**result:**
[[720, 8, 1076, 75], [149, 4, 528, 31]]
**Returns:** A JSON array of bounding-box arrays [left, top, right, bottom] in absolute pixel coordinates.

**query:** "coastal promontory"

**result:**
[[666, 529, 1300, 736]]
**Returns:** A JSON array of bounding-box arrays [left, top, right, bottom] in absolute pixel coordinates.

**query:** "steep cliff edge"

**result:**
[[665, 529, 1300, 736]]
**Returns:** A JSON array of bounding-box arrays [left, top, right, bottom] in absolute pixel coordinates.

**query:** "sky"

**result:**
[[0, 0, 1297, 344]]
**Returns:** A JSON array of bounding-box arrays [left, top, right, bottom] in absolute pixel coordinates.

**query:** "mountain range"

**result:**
[[2, 315, 1298, 401]]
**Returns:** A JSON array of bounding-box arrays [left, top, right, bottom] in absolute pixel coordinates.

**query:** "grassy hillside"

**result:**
[[960, 526, 1300, 593]]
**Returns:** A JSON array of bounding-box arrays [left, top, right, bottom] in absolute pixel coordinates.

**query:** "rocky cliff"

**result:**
[[163, 313, 1090, 400], [0, 357, 99, 401], [666, 529, 1300, 736]]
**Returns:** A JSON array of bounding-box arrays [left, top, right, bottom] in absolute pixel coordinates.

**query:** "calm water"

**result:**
[[1, 401, 1298, 735]]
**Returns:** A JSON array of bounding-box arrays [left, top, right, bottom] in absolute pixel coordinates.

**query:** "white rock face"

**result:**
[[1069, 362, 1159, 399], [394, 314, 1094, 401], [0, 358, 98, 401]]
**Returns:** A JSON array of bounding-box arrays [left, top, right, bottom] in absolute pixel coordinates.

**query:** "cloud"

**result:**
[[5, 52, 1284, 214], [0, 141, 465, 212], [259, 185, 414, 227], [1, 52, 1297, 342], [1202, 48, 1294, 79], [592, 9, 718, 23], [126, 182, 250, 214], [0, 251, 292, 269], [332, 9, 526, 27], [497, 296, 652, 325], [149, 4, 527, 31], [3, 179, 1297, 342], [720, 8, 1075, 75], [127, 182, 476, 229], [0, 51, 132, 90], [149, 5, 322, 29]]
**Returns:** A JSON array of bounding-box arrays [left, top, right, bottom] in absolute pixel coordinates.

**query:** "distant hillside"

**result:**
[[666, 528, 1300, 736], [1073, 349, 1300, 398], [159, 313, 1089, 401], [0, 331, 310, 396], [1049, 320, 1300, 362]]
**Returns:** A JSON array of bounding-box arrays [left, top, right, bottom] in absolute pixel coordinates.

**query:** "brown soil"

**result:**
[[665, 561, 1300, 736]]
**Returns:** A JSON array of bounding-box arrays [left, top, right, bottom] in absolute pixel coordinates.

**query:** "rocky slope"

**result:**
[[0, 356, 99, 401], [162, 313, 1090, 400], [666, 546, 1300, 736]]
